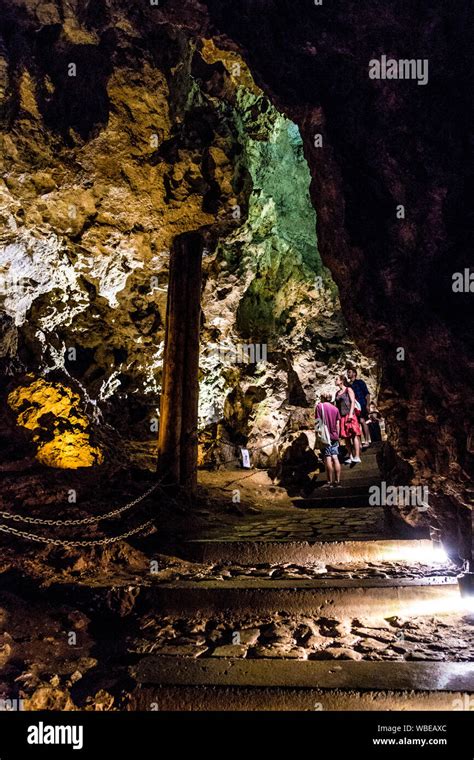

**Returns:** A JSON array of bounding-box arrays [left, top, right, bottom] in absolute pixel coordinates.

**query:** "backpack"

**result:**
[[315, 403, 331, 446]]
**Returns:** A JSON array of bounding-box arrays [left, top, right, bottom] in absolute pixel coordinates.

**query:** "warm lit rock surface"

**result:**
[[127, 611, 474, 663], [1, 576, 473, 712], [144, 2, 472, 550], [0, 444, 470, 710], [0, 2, 472, 713], [0, 1, 470, 558], [7, 378, 103, 468], [136, 559, 459, 583], [0, 3, 374, 484]]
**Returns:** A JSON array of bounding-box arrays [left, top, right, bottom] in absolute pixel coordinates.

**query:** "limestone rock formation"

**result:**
[[151, 0, 473, 557], [8, 377, 103, 468], [0, 8, 372, 484], [0, 0, 470, 558]]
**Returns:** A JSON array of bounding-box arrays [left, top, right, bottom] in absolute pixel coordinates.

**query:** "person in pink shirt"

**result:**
[[315, 393, 342, 488]]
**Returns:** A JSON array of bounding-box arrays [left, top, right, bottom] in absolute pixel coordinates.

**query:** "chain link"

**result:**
[[0, 483, 160, 526], [1, 428, 300, 524], [0, 519, 155, 547], [0, 426, 302, 546], [0, 482, 159, 546]]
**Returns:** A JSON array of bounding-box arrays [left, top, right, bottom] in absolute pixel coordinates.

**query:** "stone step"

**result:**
[[326, 463, 380, 478], [294, 490, 380, 508], [128, 684, 471, 711], [142, 576, 459, 619], [313, 475, 381, 487], [182, 506, 428, 553], [339, 455, 379, 466], [130, 658, 474, 711], [183, 536, 431, 565], [340, 450, 379, 462]]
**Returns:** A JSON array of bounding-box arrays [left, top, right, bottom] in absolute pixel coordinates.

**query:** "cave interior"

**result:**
[[0, 0, 472, 712]]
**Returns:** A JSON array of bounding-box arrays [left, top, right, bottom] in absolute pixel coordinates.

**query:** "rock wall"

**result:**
[[0, 3, 373, 480], [154, 0, 473, 558], [1, 0, 470, 558]]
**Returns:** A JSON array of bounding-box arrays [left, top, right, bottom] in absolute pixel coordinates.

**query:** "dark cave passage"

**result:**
[[0, 0, 472, 716]]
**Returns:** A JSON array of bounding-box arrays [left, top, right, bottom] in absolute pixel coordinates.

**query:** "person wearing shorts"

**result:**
[[315, 394, 342, 487]]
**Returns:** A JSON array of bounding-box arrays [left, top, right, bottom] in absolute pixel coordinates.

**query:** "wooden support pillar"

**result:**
[[157, 232, 203, 495]]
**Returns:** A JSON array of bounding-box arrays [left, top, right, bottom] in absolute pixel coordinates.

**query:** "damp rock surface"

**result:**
[[0, 7, 374, 489]]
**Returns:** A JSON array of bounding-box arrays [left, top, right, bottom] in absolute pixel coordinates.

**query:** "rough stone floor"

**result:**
[[183, 508, 394, 542], [1, 443, 472, 710], [128, 611, 474, 663], [123, 446, 472, 670], [148, 558, 458, 582]]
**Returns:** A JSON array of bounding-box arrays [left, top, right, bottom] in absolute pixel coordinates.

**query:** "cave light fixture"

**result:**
[[458, 565, 474, 612], [428, 527, 450, 564], [380, 539, 449, 565]]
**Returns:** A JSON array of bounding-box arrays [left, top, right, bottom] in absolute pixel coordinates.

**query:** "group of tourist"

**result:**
[[315, 367, 380, 488]]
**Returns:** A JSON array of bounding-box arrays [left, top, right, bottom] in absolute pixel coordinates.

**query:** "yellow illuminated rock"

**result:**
[[36, 432, 103, 469], [200, 38, 262, 95], [7, 379, 103, 469]]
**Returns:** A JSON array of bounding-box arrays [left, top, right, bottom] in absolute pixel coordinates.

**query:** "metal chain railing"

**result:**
[[0, 424, 315, 546], [0, 483, 160, 526], [0, 519, 155, 547], [0, 482, 161, 546]]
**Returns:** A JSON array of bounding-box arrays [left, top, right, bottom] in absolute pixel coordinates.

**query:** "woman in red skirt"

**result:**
[[335, 375, 362, 464]]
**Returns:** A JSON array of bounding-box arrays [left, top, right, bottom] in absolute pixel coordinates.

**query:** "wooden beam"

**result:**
[[157, 232, 203, 495]]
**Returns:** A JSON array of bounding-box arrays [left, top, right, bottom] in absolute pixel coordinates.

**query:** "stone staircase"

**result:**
[[127, 443, 473, 710], [294, 445, 384, 508]]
